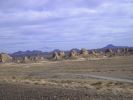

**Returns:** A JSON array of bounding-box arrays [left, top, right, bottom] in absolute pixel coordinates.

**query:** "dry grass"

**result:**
[[0, 82, 132, 100], [0, 56, 133, 99]]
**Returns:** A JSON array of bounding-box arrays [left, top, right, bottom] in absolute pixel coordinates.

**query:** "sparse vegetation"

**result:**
[[0, 83, 132, 100], [0, 56, 133, 100]]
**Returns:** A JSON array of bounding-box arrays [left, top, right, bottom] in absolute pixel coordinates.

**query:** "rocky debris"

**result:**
[[0, 53, 12, 63]]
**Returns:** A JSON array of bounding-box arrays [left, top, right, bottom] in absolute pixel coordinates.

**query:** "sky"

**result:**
[[0, 0, 133, 52]]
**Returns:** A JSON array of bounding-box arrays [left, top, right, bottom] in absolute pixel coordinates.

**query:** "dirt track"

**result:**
[[56, 73, 133, 83]]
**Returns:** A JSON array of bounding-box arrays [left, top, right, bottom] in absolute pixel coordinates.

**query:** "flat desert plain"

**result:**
[[0, 56, 133, 100]]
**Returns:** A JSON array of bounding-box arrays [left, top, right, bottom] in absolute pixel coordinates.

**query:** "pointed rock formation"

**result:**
[[0, 53, 12, 63], [21, 56, 30, 63], [13, 57, 22, 63], [123, 48, 129, 54], [116, 48, 123, 56], [53, 52, 61, 60], [29, 56, 39, 62], [69, 50, 78, 59], [59, 51, 65, 58], [89, 50, 100, 58], [80, 48, 89, 58], [128, 48, 133, 54], [105, 49, 114, 57], [91, 50, 97, 55], [52, 51, 66, 60]]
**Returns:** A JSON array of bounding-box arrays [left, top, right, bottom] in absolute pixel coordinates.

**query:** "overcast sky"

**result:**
[[0, 0, 133, 52]]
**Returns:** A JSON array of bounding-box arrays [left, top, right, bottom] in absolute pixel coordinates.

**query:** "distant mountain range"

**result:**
[[10, 44, 133, 58], [11, 50, 52, 58], [102, 44, 129, 49]]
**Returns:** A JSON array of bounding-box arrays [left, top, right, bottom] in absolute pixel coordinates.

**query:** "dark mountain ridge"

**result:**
[[102, 44, 129, 49]]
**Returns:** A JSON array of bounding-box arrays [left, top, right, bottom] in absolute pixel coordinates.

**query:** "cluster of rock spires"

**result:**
[[12, 56, 46, 63], [0, 47, 133, 63], [0, 53, 12, 63], [53, 51, 65, 60], [53, 48, 133, 60]]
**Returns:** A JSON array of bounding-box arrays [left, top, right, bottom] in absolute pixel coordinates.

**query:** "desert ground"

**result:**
[[0, 56, 133, 100]]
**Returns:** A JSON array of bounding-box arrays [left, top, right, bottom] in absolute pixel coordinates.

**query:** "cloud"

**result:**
[[0, 0, 133, 52]]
